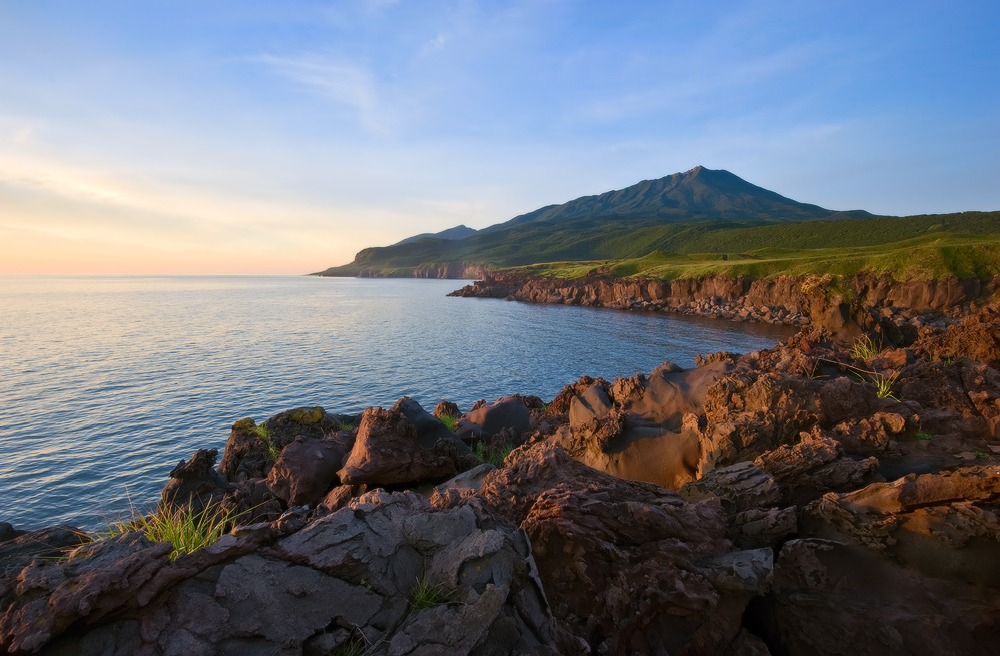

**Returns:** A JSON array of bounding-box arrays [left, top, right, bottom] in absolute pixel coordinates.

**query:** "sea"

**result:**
[[0, 275, 795, 531]]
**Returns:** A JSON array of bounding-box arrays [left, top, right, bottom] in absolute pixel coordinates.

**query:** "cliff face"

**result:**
[[349, 264, 493, 279], [450, 272, 1000, 342], [411, 264, 493, 279]]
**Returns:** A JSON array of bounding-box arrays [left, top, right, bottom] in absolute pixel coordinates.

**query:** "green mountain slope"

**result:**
[[314, 167, 997, 278]]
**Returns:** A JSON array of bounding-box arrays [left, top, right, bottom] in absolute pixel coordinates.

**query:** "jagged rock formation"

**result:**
[[451, 271, 1000, 342], [3, 304, 1000, 654]]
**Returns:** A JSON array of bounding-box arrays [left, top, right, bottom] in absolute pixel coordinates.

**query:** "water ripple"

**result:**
[[0, 275, 794, 531]]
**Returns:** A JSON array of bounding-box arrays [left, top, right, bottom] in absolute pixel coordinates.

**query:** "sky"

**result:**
[[1, 0, 998, 274]]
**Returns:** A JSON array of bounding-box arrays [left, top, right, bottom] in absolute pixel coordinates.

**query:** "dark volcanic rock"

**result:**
[[392, 396, 463, 450], [476, 443, 764, 655], [10, 299, 1000, 655], [915, 303, 1000, 368], [338, 407, 457, 486], [10, 492, 557, 656], [756, 537, 1000, 656], [159, 448, 231, 514], [457, 396, 532, 441], [265, 434, 354, 506], [0, 526, 89, 578], [218, 407, 349, 481]]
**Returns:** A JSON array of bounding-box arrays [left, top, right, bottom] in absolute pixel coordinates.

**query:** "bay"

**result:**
[[0, 275, 794, 531]]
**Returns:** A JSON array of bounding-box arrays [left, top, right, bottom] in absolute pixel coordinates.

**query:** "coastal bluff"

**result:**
[[451, 271, 1000, 343], [2, 303, 1000, 654]]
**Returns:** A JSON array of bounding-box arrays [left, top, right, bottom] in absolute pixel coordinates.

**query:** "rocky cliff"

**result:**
[[451, 271, 1000, 342], [3, 304, 1000, 655]]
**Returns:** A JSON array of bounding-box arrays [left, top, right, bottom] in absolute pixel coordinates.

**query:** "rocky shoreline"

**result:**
[[450, 271, 1000, 342], [2, 299, 1000, 655]]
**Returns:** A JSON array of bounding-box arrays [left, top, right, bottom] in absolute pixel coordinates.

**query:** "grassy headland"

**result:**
[[322, 211, 1000, 282], [515, 232, 1000, 282], [315, 167, 999, 282]]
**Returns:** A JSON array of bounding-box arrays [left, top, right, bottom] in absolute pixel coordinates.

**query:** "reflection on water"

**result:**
[[0, 275, 795, 530]]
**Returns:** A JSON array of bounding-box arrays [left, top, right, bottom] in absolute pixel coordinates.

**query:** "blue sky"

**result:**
[[1, 0, 997, 273]]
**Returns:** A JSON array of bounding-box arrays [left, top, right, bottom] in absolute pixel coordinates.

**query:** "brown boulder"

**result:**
[[265, 435, 354, 506], [457, 396, 532, 440], [806, 466, 1000, 585], [753, 429, 879, 505], [218, 407, 349, 481], [338, 407, 456, 486]]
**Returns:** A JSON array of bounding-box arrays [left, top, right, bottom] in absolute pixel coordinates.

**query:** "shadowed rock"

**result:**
[[266, 434, 354, 506], [159, 448, 231, 514], [339, 407, 457, 486]]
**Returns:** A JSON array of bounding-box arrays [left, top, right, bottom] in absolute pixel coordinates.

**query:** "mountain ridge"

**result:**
[[316, 167, 877, 276]]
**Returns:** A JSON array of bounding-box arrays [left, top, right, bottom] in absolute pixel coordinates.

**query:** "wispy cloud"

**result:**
[[257, 54, 394, 135]]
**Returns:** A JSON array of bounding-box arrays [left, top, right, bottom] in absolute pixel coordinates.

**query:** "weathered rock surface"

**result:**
[[339, 407, 457, 486], [469, 442, 767, 654], [392, 396, 464, 450], [754, 538, 1000, 656], [265, 433, 354, 506], [6, 301, 1000, 655], [218, 406, 351, 481], [457, 396, 532, 441], [159, 448, 231, 514]]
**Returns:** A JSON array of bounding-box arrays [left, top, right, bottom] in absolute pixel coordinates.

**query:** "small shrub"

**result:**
[[975, 451, 990, 459], [916, 432, 933, 441], [438, 413, 459, 433], [103, 503, 239, 560]]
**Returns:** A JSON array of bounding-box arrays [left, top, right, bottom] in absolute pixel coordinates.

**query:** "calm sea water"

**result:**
[[0, 275, 794, 531]]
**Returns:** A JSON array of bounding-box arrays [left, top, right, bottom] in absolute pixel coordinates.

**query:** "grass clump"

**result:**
[[410, 576, 459, 610], [338, 420, 355, 432], [438, 413, 459, 433], [975, 451, 990, 459], [850, 335, 882, 361], [916, 432, 934, 441], [473, 442, 513, 467], [103, 503, 239, 560], [328, 637, 368, 656], [254, 424, 282, 463], [872, 372, 900, 400]]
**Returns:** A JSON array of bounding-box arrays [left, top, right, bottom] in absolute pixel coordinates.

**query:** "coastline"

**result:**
[[451, 270, 1000, 341], [2, 294, 999, 654]]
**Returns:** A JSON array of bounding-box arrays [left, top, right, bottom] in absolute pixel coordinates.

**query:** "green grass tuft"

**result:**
[[338, 420, 355, 432], [916, 432, 933, 441], [410, 576, 459, 610], [102, 503, 240, 561], [871, 371, 900, 400], [438, 413, 459, 433], [254, 424, 282, 463], [850, 335, 882, 361], [473, 442, 513, 467], [327, 637, 368, 656]]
